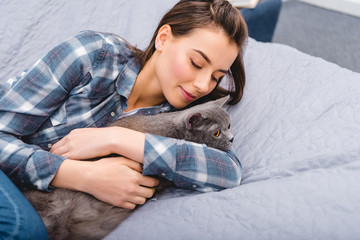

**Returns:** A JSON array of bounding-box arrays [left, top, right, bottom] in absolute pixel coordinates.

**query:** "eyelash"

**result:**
[[191, 60, 202, 69], [191, 59, 219, 83], [212, 76, 219, 83]]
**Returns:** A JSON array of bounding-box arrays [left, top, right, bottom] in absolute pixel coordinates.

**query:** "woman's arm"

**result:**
[[143, 134, 242, 191], [49, 126, 163, 209], [51, 127, 242, 192], [0, 132, 66, 190], [50, 126, 146, 163], [0, 31, 107, 189], [50, 157, 159, 209]]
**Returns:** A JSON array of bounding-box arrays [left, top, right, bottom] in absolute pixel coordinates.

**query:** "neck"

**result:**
[[126, 53, 165, 111]]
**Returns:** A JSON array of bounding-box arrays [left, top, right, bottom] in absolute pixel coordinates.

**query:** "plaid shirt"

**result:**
[[0, 30, 242, 192]]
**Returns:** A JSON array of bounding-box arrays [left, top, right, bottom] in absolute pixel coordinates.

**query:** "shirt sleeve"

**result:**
[[143, 134, 242, 192], [0, 31, 106, 190]]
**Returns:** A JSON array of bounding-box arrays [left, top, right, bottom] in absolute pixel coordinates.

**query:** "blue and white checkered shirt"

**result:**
[[0, 30, 242, 192]]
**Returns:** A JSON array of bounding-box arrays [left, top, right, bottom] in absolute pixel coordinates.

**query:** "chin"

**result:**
[[170, 102, 188, 110], [167, 98, 189, 109]]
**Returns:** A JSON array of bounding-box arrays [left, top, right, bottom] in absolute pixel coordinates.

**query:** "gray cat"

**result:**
[[23, 97, 233, 240]]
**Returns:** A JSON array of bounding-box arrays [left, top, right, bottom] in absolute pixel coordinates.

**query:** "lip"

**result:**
[[180, 86, 196, 102]]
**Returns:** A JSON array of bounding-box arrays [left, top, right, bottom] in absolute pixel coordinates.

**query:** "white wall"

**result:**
[[297, 0, 360, 17]]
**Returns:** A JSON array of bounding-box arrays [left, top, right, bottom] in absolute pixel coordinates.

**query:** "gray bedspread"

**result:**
[[1, 1, 360, 239]]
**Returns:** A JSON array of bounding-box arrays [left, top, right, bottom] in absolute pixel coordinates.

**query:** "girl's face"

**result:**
[[154, 26, 238, 109]]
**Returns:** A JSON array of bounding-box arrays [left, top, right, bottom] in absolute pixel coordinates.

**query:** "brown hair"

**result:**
[[133, 0, 248, 105]]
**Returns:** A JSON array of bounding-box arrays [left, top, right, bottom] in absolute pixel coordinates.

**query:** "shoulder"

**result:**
[[73, 30, 135, 58]]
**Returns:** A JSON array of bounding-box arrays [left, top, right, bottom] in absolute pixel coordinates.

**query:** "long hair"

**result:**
[[133, 0, 248, 105]]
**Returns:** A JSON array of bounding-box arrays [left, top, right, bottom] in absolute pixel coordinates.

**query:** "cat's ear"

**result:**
[[213, 96, 229, 107], [186, 113, 206, 130]]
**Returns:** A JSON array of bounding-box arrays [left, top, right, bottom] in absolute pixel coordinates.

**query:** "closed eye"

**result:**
[[191, 60, 202, 69], [191, 59, 221, 83], [212, 75, 224, 83], [212, 76, 219, 82]]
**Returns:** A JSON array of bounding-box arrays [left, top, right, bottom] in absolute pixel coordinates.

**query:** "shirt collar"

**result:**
[[119, 101, 174, 119], [115, 56, 141, 99]]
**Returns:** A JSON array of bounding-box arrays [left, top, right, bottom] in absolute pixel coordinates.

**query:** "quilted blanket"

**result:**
[[1, 1, 360, 239], [106, 39, 360, 239]]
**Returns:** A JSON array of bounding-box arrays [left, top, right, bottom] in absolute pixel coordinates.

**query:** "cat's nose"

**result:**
[[229, 137, 234, 143]]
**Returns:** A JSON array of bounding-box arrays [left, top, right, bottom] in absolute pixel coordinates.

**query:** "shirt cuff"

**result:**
[[143, 134, 177, 181], [26, 150, 66, 191], [142, 133, 242, 192]]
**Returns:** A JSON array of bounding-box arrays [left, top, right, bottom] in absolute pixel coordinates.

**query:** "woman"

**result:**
[[0, 0, 247, 238]]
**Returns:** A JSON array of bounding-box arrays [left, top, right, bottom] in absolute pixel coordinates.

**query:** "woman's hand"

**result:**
[[51, 157, 159, 209], [50, 127, 146, 163], [50, 128, 116, 160], [85, 157, 159, 209]]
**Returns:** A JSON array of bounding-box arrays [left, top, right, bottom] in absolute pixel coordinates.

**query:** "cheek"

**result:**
[[169, 50, 192, 81]]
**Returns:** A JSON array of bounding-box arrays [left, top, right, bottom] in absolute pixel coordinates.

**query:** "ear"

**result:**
[[155, 24, 172, 51], [186, 113, 206, 130], [213, 96, 230, 107]]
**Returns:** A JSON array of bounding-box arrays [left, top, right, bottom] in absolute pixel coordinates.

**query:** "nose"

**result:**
[[230, 137, 234, 143], [193, 74, 211, 94]]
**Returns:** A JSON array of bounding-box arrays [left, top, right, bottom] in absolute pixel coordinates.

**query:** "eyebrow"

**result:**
[[192, 49, 229, 74]]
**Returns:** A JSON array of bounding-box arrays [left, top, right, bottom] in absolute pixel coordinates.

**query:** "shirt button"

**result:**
[[192, 185, 197, 188], [47, 143, 52, 149], [110, 112, 115, 117], [161, 173, 166, 177]]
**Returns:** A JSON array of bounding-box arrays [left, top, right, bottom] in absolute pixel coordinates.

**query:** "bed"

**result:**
[[2, 1, 360, 239]]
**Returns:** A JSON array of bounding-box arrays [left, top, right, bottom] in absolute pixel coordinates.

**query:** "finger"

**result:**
[[114, 157, 143, 172], [50, 144, 69, 156], [59, 152, 72, 159], [50, 138, 66, 153], [131, 196, 147, 206], [139, 176, 160, 188], [119, 202, 137, 210], [136, 186, 156, 199]]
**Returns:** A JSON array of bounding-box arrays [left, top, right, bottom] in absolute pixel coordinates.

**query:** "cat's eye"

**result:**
[[213, 130, 221, 137], [228, 124, 231, 129]]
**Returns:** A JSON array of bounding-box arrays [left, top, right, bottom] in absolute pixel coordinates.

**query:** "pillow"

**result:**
[[227, 38, 360, 184]]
